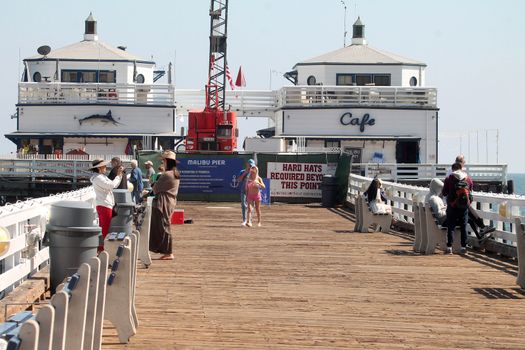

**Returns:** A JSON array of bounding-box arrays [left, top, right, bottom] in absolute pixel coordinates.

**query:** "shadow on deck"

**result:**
[[103, 202, 525, 350]]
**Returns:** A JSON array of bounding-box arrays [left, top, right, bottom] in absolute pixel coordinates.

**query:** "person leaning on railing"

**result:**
[[89, 159, 123, 252]]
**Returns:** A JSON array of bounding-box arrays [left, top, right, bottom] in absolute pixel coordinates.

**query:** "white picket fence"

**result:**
[[347, 174, 525, 251], [0, 187, 96, 295]]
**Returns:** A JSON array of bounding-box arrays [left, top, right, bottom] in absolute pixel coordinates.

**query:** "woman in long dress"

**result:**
[[149, 151, 180, 260]]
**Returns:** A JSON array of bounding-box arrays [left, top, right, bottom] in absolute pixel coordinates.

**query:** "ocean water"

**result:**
[[509, 173, 525, 196]]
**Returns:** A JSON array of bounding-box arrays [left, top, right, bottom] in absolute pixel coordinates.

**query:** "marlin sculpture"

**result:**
[[78, 111, 122, 126]]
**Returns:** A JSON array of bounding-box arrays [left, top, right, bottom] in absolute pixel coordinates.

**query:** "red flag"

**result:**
[[235, 66, 246, 87], [225, 65, 235, 90]]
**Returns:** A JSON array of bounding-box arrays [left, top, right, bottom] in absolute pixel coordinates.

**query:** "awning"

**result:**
[[5, 132, 180, 139]]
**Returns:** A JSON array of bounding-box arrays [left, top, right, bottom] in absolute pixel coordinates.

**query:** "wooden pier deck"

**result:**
[[103, 203, 525, 349]]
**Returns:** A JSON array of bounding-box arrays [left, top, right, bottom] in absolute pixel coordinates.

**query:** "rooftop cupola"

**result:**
[[351, 17, 367, 45], [84, 12, 98, 41]]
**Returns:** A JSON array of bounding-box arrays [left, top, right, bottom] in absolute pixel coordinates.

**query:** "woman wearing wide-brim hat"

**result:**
[[90, 159, 124, 251], [149, 150, 180, 260]]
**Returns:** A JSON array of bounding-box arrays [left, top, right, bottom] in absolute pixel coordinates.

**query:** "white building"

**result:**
[[7, 14, 178, 156], [245, 18, 438, 164]]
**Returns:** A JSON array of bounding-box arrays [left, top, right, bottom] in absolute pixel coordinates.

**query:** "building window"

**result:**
[[373, 75, 391, 86], [324, 140, 341, 148], [337, 73, 391, 86], [61, 70, 117, 83], [307, 75, 317, 85], [336, 74, 354, 86], [356, 74, 372, 86], [136, 74, 145, 84], [410, 76, 418, 86], [33, 72, 42, 82], [99, 71, 116, 83]]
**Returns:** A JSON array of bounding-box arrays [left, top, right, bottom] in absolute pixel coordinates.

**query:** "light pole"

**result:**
[[340, 1, 348, 47]]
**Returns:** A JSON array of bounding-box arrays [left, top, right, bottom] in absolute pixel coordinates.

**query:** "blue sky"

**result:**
[[1, 0, 524, 172]]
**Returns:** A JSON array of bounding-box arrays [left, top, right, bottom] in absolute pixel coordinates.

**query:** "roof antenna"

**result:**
[[340, 1, 347, 47]]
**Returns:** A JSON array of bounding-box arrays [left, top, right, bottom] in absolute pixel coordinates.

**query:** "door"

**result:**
[[395, 141, 420, 163]]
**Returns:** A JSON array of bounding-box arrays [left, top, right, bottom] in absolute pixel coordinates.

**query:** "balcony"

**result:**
[[18, 82, 175, 106], [279, 86, 438, 109]]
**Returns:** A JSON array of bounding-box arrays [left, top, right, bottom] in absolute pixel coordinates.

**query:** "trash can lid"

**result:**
[[113, 189, 133, 204], [48, 201, 96, 229]]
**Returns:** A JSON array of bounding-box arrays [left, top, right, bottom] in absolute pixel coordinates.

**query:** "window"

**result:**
[[373, 75, 391, 86], [33, 72, 42, 82], [410, 76, 418, 86], [61, 70, 117, 83], [99, 71, 116, 83], [324, 140, 341, 148], [355, 74, 372, 86], [217, 125, 232, 138], [336, 74, 353, 86], [337, 73, 391, 86], [307, 75, 316, 85], [136, 74, 145, 84]]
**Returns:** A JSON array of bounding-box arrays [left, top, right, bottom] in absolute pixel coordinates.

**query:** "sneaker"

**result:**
[[257, 222, 262, 227], [459, 247, 467, 255], [479, 226, 496, 238], [445, 247, 453, 255], [246, 222, 252, 228], [241, 221, 247, 227]]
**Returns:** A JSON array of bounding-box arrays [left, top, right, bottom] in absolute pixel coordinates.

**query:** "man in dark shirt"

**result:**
[[108, 157, 127, 189], [442, 162, 472, 255]]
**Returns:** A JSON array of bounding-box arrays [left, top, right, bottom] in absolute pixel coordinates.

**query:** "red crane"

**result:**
[[185, 0, 238, 153]]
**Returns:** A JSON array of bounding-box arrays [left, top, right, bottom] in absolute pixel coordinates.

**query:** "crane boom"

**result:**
[[207, 0, 229, 110], [185, 0, 237, 154]]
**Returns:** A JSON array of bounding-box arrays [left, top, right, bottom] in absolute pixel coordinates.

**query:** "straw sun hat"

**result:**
[[89, 159, 110, 170], [161, 150, 177, 160]]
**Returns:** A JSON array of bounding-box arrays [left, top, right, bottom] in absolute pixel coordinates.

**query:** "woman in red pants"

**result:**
[[89, 159, 123, 251]]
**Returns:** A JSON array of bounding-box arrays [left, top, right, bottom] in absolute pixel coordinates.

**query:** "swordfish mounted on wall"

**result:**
[[78, 110, 122, 126]]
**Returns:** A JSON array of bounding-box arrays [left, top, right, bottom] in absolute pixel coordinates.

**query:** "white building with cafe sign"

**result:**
[[245, 17, 438, 165]]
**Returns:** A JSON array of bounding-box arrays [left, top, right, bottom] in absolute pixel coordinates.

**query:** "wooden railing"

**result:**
[[347, 174, 525, 256], [18, 82, 175, 106]]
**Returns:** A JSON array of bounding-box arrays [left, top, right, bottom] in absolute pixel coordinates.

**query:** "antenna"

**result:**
[[37, 45, 51, 57], [340, 1, 347, 47]]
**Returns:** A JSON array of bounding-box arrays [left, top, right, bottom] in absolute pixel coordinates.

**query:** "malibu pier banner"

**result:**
[[267, 162, 336, 198], [178, 157, 243, 194]]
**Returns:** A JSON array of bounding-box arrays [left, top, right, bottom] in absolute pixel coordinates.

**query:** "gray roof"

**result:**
[[26, 40, 152, 63], [294, 44, 426, 67]]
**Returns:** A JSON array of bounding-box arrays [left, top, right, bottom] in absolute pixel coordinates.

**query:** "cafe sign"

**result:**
[[340, 112, 375, 132]]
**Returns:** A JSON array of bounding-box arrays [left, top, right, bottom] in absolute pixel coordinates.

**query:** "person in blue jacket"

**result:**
[[130, 159, 144, 204]]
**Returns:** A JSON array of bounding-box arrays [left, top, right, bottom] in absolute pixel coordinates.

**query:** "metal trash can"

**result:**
[[47, 201, 101, 293], [109, 189, 135, 236], [321, 175, 339, 207]]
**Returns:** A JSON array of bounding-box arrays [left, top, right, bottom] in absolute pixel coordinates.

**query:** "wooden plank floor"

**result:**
[[103, 202, 525, 349]]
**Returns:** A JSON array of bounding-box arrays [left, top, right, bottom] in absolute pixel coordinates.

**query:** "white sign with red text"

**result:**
[[267, 162, 336, 198]]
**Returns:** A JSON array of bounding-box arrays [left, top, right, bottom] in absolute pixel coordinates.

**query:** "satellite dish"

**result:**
[[37, 45, 51, 56]]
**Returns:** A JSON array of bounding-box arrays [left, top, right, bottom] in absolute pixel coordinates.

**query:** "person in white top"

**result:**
[[89, 159, 123, 251]]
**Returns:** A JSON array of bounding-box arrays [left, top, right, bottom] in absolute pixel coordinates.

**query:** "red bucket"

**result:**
[[170, 209, 184, 225]]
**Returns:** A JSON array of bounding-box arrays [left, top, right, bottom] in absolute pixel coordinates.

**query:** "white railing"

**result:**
[[18, 82, 175, 106], [347, 174, 525, 252], [352, 163, 508, 185], [280, 86, 438, 108], [0, 153, 134, 161], [18, 84, 437, 111], [0, 187, 96, 295], [174, 89, 277, 117]]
